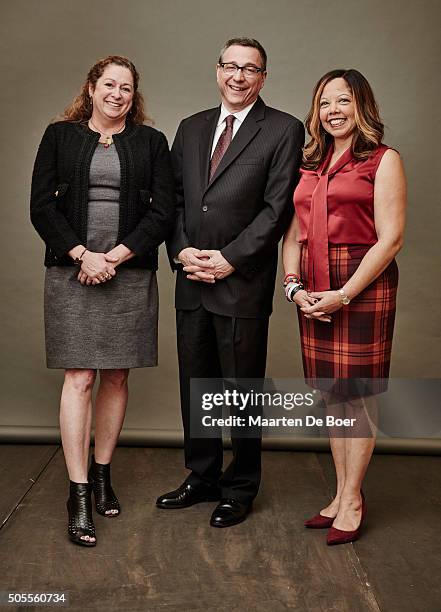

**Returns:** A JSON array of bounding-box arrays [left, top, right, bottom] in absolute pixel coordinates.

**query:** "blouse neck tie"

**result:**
[[307, 145, 354, 291], [307, 172, 330, 291]]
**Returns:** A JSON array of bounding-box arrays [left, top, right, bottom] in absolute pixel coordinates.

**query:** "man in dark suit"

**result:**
[[157, 37, 304, 526]]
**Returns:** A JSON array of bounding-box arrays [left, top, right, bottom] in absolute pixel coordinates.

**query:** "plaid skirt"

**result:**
[[298, 245, 398, 397]]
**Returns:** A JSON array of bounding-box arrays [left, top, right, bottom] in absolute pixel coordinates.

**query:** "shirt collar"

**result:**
[[217, 100, 257, 127], [318, 144, 354, 177]]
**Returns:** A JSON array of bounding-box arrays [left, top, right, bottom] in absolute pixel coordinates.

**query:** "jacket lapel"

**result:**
[[204, 97, 265, 193]]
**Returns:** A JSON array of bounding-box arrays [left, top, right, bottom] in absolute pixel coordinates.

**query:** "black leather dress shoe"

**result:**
[[210, 498, 252, 527], [156, 482, 221, 509]]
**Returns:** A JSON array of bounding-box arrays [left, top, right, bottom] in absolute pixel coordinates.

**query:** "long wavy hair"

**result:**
[[303, 69, 384, 169], [62, 55, 149, 125]]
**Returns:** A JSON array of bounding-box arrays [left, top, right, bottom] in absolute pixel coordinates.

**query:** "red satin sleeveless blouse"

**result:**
[[294, 144, 390, 291]]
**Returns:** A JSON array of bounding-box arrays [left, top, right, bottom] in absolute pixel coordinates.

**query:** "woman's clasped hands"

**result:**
[[293, 289, 345, 323], [77, 250, 119, 285]]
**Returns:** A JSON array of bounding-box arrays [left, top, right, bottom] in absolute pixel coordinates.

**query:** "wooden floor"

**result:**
[[0, 446, 440, 612]]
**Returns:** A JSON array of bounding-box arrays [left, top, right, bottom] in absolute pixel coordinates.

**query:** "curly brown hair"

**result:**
[[303, 69, 384, 169], [62, 55, 149, 125]]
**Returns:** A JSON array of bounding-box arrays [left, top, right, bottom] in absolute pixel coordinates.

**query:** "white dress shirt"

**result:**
[[210, 101, 257, 157]]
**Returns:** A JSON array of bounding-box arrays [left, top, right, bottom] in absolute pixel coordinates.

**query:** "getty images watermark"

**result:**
[[189, 378, 441, 439], [200, 388, 355, 428]]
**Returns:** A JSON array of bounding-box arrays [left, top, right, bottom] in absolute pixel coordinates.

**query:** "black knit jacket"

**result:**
[[30, 120, 176, 269]]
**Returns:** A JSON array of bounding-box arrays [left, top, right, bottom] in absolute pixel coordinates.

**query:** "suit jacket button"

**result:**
[[202, 205, 208, 212]]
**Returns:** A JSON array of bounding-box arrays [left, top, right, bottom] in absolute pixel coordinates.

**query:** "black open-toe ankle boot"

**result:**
[[66, 481, 96, 546], [88, 455, 121, 517]]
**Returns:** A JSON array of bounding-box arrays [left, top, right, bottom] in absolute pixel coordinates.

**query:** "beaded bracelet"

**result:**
[[284, 273, 301, 287], [74, 248, 88, 266]]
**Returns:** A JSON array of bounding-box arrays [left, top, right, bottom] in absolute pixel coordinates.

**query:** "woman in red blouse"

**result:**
[[283, 69, 406, 545]]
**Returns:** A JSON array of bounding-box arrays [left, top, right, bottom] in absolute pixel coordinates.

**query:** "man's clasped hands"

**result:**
[[178, 247, 235, 282]]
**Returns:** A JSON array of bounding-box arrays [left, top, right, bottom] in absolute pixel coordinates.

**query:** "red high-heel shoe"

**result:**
[[326, 491, 366, 546], [304, 513, 335, 529]]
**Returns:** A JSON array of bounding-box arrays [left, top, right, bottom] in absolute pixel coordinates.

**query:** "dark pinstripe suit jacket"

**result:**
[[167, 97, 305, 318]]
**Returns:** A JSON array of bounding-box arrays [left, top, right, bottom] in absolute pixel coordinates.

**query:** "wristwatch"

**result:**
[[338, 288, 351, 305]]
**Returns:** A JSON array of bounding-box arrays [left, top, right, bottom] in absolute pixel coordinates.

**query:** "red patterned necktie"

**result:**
[[209, 114, 235, 181]]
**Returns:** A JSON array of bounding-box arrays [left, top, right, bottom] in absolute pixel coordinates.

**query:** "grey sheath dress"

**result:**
[[44, 144, 158, 369]]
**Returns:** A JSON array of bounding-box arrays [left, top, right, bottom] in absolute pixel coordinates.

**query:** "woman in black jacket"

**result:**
[[31, 55, 175, 546]]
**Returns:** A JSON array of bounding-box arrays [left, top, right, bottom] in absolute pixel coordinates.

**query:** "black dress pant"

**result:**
[[176, 306, 269, 503]]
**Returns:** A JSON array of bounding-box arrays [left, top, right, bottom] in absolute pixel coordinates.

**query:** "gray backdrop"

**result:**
[[1, 0, 440, 447]]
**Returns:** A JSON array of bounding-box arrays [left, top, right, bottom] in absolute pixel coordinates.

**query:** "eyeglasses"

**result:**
[[219, 62, 265, 77]]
